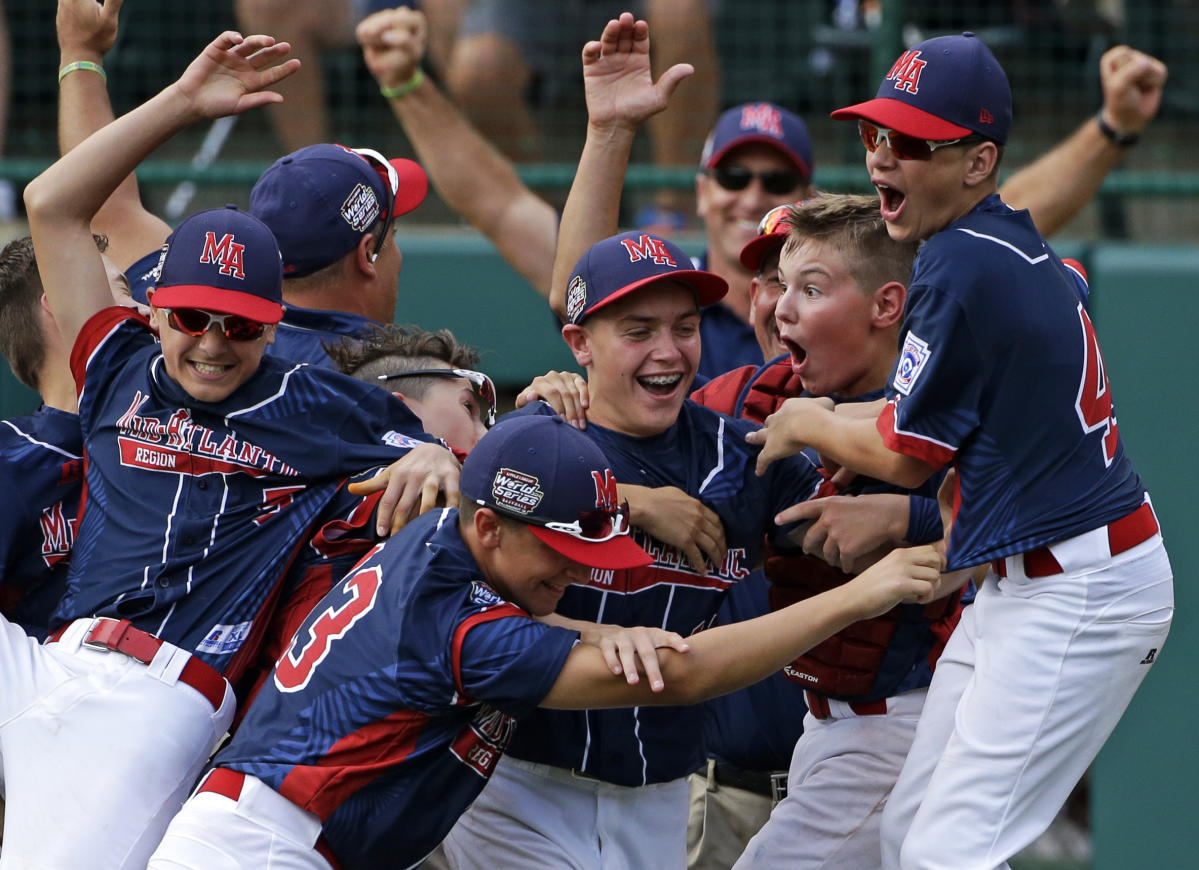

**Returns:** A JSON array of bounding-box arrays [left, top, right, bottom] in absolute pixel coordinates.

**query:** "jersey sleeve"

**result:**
[[879, 285, 984, 470], [68, 307, 154, 397], [454, 615, 579, 719]]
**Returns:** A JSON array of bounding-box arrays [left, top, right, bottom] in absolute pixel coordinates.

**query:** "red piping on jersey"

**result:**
[[450, 604, 527, 699], [278, 708, 428, 821], [878, 400, 955, 470], [70, 307, 150, 397]]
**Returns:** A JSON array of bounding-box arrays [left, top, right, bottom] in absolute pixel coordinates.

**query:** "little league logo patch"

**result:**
[[469, 581, 503, 607], [894, 332, 932, 395], [341, 182, 381, 232], [382, 430, 427, 450], [566, 275, 588, 323], [491, 467, 544, 515]]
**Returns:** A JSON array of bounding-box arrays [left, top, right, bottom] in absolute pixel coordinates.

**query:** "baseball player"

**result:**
[[751, 32, 1174, 868], [56, 0, 432, 370], [12, 32, 457, 868], [0, 236, 113, 639], [359, 5, 1168, 384], [146, 414, 943, 870]]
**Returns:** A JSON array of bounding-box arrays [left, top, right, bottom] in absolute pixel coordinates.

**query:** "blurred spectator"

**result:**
[[443, 0, 720, 229]]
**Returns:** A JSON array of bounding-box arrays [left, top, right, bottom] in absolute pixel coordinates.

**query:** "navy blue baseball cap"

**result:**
[[701, 102, 814, 180], [250, 144, 429, 277], [461, 415, 652, 570], [564, 231, 728, 326], [831, 33, 1011, 144], [148, 205, 284, 323], [125, 248, 162, 306]]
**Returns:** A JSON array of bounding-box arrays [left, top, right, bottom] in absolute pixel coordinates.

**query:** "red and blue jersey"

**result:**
[[507, 400, 823, 785], [59, 308, 434, 677], [0, 408, 84, 639], [879, 195, 1146, 571], [217, 508, 579, 870]]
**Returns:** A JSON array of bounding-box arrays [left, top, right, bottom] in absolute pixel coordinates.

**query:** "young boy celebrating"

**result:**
[[14, 31, 455, 868], [751, 33, 1173, 868]]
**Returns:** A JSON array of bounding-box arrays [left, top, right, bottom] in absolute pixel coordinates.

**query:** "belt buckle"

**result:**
[[770, 772, 788, 806], [80, 617, 122, 652]]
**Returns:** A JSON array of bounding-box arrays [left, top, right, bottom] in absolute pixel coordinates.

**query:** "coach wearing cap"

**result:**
[[249, 143, 430, 366]]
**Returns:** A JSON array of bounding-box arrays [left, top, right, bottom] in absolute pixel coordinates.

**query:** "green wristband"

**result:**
[[380, 68, 424, 100], [58, 60, 107, 84]]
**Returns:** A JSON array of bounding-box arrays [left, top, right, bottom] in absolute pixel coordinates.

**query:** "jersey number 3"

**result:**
[[1074, 304, 1119, 467], [274, 566, 382, 692]]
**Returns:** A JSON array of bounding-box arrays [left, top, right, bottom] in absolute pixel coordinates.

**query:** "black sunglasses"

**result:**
[[709, 166, 808, 196]]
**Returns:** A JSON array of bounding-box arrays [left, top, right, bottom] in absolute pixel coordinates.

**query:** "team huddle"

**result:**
[[0, 3, 1175, 870]]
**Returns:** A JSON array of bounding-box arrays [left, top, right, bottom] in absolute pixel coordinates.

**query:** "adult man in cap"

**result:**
[[751, 32, 1174, 868]]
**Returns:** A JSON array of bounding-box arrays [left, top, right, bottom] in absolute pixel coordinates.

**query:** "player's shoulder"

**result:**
[[690, 364, 759, 415], [0, 409, 82, 459], [926, 195, 1047, 269]]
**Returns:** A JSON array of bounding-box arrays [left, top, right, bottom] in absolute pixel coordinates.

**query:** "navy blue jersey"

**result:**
[[218, 508, 579, 870], [269, 305, 380, 369], [59, 308, 434, 677], [704, 570, 805, 772], [508, 400, 823, 785], [0, 408, 84, 638], [879, 196, 1146, 571]]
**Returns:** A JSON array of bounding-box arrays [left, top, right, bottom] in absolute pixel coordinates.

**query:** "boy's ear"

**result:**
[[473, 506, 503, 548], [872, 281, 906, 329], [561, 324, 593, 367]]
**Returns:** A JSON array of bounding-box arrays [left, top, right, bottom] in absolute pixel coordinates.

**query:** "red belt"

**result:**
[[198, 769, 346, 870], [992, 502, 1159, 579], [47, 617, 227, 711], [198, 767, 246, 800], [806, 691, 888, 720]]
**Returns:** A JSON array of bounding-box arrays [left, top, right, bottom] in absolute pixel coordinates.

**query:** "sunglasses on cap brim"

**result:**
[[378, 367, 498, 428], [164, 308, 267, 342], [482, 500, 632, 543], [348, 146, 400, 263], [857, 120, 985, 161], [709, 166, 808, 196]]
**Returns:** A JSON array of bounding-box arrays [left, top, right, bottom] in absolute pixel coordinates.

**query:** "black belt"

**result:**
[[710, 761, 787, 801]]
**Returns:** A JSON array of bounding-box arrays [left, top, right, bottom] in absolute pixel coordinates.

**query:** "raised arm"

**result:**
[[56, 0, 172, 269], [540, 542, 943, 709], [357, 6, 559, 298], [26, 31, 299, 346], [998, 45, 1167, 238], [548, 12, 693, 318]]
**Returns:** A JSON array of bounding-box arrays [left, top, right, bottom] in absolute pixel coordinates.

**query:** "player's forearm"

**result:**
[[998, 119, 1122, 239], [387, 79, 558, 297], [549, 122, 639, 318], [803, 413, 933, 490], [57, 53, 172, 270]]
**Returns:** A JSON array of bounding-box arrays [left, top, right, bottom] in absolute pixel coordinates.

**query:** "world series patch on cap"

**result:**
[[250, 143, 429, 277], [565, 231, 728, 326], [148, 205, 284, 323], [830, 32, 1011, 144], [461, 415, 651, 570]]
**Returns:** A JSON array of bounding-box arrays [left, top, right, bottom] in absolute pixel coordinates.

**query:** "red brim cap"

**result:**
[[150, 285, 284, 323], [830, 98, 973, 141], [586, 270, 729, 321], [389, 158, 430, 217], [529, 524, 653, 571], [739, 233, 787, 273]]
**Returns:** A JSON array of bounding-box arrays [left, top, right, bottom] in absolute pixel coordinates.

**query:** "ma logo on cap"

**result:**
[[200, 232, 246, 279], [620, 234, 676, 266], [887, 50, 927, 95], [740, 103, 784, 138], [591, 469, 618, 510]]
